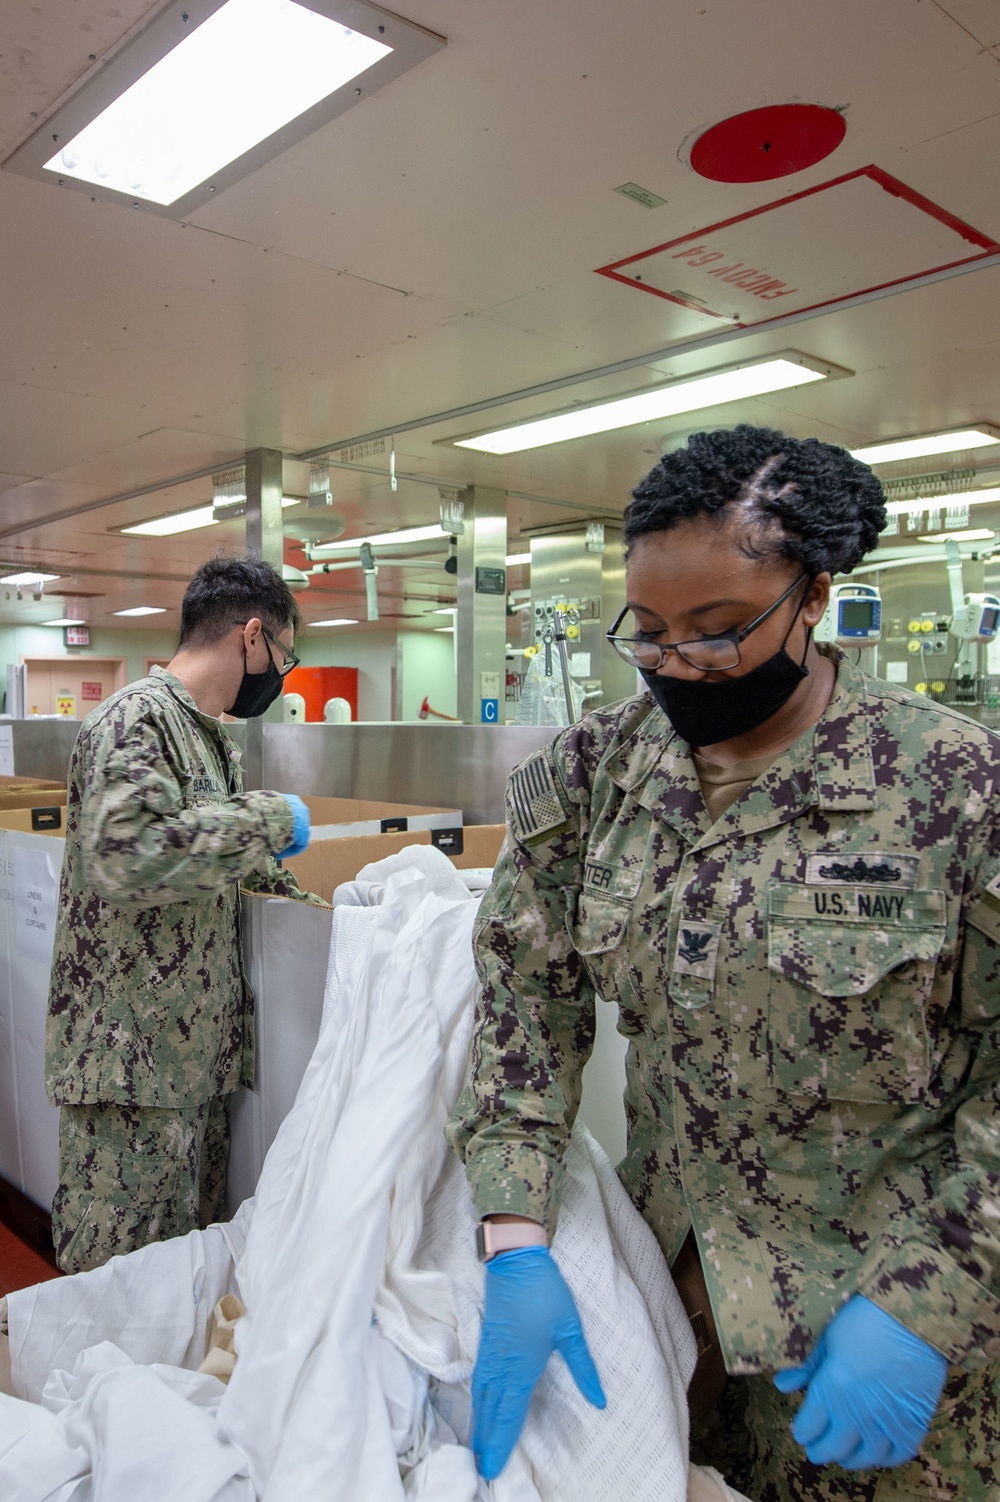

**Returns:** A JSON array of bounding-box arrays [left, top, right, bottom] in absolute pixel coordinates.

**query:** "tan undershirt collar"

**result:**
[[692, 749, 777, 824]]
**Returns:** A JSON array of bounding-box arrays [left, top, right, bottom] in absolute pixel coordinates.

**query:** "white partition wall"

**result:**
[[226, 893, 334, 1214], [0, 831, 63, 1210]]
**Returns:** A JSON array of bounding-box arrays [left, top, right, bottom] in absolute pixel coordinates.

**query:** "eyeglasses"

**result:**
[[233, 620, 300, 677], [606, 572, 810, 673]]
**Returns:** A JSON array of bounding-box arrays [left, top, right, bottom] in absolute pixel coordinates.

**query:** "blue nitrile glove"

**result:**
[[276, 794, 310, 859], [472, 1246, 606, 1480], [774, 1294, 948, 1470]]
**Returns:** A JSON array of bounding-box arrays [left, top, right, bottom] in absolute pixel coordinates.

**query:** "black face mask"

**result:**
[[227, 642, 284, 719], [641, 602, 811, 748]]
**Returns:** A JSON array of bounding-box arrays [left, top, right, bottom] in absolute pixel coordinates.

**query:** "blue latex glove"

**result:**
[[473, 1246, 606, 1479], [774, 1294, 948, 1470], [275, 794, 310, 859]]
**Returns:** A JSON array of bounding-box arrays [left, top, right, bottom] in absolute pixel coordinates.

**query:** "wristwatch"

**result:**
[[476, 1218, 548, 1262]]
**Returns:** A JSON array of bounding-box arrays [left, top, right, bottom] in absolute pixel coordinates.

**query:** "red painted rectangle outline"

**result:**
[[594, 165, 1000, 327]]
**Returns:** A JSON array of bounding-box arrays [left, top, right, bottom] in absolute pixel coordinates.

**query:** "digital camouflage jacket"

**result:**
[[46, 668, 318, 1109], [449, 648, 1000, 1374]]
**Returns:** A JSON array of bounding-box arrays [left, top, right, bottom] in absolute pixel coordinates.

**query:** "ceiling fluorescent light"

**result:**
[[310, 618, 359, 626], [47, 2, 388, 205], [44, 617, 86, 627], [918, 528, 995, 543], [451, 354, 840, 455], [114, 606, 167, 616], [505, 552, 531, 566], [121, 506, 218, 537], [885, 486, 1000, 516], [852, 426, 1000, 466], [5, 0, 443, 217], [0, 571, 61, 585], [313, 524, 447, 552], [433, 606, 457, 615]]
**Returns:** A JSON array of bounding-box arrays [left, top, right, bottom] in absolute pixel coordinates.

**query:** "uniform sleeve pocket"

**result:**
[[766, 885, 947, 1102], [568, 892, 629, 954], [567, 892, 647, 1033]]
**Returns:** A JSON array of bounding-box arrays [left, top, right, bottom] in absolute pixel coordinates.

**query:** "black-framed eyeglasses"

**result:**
[[606, 572, 810, 673], [233, 620, 300, 677]]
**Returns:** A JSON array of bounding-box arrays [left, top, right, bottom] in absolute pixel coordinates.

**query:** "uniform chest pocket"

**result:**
[[766, 884, 947, 1103], [567, 891, 652, 1036]]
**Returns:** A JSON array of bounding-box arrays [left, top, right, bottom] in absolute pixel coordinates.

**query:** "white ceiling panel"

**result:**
[[0, 474, 34, 495], [0, 0, 163, 157], [3, 0, 1000, 608]]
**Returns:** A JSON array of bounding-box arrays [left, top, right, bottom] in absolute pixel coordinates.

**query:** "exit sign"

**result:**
[[64, 625, 90, 647]]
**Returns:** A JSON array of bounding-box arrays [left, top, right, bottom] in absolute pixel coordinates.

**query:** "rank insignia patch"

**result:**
[[672, 920, 721, 982]]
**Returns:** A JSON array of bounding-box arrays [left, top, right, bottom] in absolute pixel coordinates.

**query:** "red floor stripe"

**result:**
[[0, 1223, 62, 1298]]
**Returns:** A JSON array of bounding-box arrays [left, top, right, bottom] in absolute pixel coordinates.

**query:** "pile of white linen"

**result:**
[[0, 847, 745, 1502]]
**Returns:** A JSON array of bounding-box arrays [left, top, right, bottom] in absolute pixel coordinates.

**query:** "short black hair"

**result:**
[[179, 553, 301, 648], [623, 424, 886, 576]]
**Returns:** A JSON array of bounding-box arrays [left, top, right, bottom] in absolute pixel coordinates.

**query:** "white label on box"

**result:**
[[570, 652, 592, 678], [13, 844, 57, 964], [0, 725, 12, 776], [884, 660, 909, 683]]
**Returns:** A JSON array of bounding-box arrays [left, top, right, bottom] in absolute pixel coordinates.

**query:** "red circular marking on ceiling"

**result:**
[[690, 104, 846, 183]]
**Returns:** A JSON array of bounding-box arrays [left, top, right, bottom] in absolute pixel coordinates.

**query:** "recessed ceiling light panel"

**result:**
[[312, 524, 447, 552], [852, 425, 1000, 466], [3, 0, 444, 217], [121, 505, 218, 536], [114, 606, 168, 616], [0, 571, 61, 585], [449, 354, 844, 455]]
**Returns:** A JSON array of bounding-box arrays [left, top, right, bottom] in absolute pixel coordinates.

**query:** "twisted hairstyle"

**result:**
[[623, 424, 886, 576]]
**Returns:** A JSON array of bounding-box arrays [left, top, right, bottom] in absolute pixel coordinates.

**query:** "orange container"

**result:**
[[283, 665, 358, 722]]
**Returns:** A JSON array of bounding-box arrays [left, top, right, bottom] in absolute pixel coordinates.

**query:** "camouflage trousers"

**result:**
[[692, 1368, 1000, 1501], [51, 1097, 230, 1275]]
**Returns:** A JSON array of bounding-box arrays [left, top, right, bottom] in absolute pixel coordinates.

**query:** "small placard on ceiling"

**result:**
[[614, 182, 667, 209]]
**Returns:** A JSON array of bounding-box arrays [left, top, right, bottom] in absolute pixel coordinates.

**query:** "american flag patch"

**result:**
[[508, 754, 568, 841]]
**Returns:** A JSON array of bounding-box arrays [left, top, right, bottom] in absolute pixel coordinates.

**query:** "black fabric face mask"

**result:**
[[641, 609, 811, 748], [227, 643, 283, 719]]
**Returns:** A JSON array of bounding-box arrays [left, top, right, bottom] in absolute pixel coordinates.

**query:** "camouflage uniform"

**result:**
[[449, 647, 1000, 1499], [46, 667, 320, 1272]]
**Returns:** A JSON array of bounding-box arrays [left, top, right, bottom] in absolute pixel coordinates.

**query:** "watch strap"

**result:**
[[476, 1219, 548, 1262]]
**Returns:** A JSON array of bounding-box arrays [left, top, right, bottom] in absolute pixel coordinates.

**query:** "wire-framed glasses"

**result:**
[[606, 572, 809, 673], [233, 620, 300, 677]]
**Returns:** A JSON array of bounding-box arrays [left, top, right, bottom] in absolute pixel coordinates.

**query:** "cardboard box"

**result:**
[[284, 824, 505, 904], [0, 791, 67, 816], [302, 795, 460, 841], [0, 776, 63, 791], [0, 804, 65, 834]]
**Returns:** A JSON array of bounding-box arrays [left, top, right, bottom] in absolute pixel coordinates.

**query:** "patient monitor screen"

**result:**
[[840, 599, 877, 631]]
